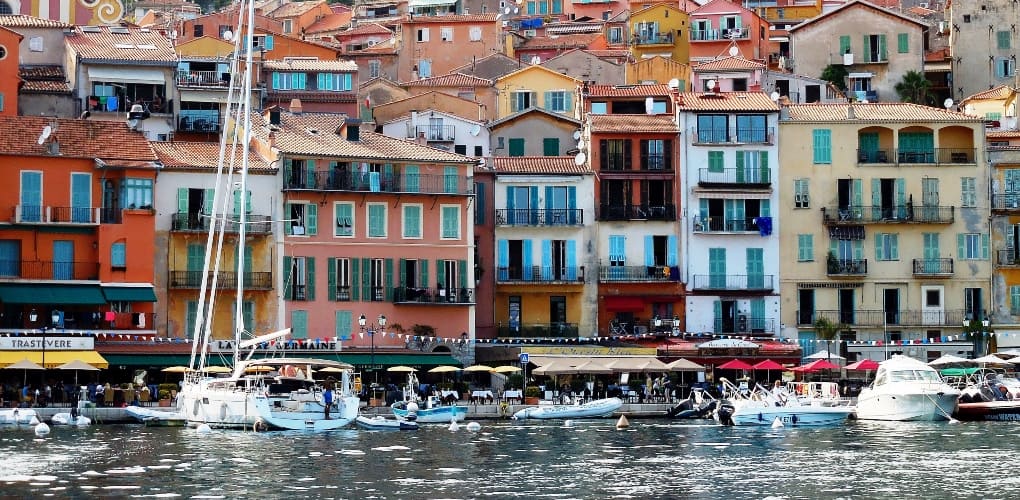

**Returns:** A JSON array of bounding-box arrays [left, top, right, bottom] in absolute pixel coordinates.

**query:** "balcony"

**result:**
[[822, 205, 955, 224], [597, 204, 675, 221], [808, 309, 966, 327], [598, 265, 675, 282], [495, 209, 583, 226], [694, 128, 774, 145], [697, 168, 771, 187], [496, 266, 584, 283], [690, 274, 774, 292], [283, 170, 473, 195], [497, 322, 578, 338], [998, 250, 1020, 267], [856, 148, 976, 166], [693, 217, 768, 233], [392, 287, 475, 304], [912, 258, 954, 277], [827, 258, 868, 276], [714, 317, 775, 335], [13, 205, 101, 225], [690, 28, 749, 41], [0, 260, 99, 281], [406, 124, 455, 142], [170, 213, 273, 234], [0, 310, 154, 332], [177, 70, 230, 88], [632, 32, 675, 45], [991, 193, 1020, 212], [168, 271, 273, 289]]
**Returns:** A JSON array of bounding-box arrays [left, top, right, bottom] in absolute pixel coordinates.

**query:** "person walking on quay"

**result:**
[[323, 378, 335, 419]]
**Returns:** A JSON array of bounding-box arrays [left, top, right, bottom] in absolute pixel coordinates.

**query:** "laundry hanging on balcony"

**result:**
[[753, 216, 772, 236]]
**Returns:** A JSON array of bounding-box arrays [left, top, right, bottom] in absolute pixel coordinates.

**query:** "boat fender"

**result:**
[[195, 423, 212, 434], [616, 415, 630, 429], [220, 403, 228, 421], [35, 422, 50, 437], [449, 420, 460, 431], [757, 412, 764, 422], [791, 414, 798, 424], [253, 418, 268, 432], [771, 417, 784, 428], [466, 422, 481, 431]]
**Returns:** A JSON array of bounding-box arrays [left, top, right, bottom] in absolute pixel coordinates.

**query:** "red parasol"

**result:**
[[717, 359, 754, 370], [792, 359, 841, 373], [752, 359, 785, 371], [845, 359, 880, 371]]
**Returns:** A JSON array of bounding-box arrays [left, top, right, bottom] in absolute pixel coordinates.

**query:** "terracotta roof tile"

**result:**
[[584, 49, 632, 59], [694, 56, 765, 72], [65, 25, 176, 63], [520, 33, 601, 50], [493, 156, 591, 174], [0, 14, 71, 28], [676, 92, 780, 112], [402, 72, 492, 87], [963, 85, 1013, 101], [0, 116, 156, 162], [545, 23, 602, 34], [589, 114, 678, 133], [19, 65, 70, 93], [263, 59, 357, 71], [785, 103, 982, 122], [585, 83, 672, 98], [272, 111, 476, 163], [269, 0, 327, 18], [987, 131, 1020, 139], [306, 12, 353, 34], [152, 141, 275, 173], [405, 14, 499, 24], [338, 22, 392, 36]]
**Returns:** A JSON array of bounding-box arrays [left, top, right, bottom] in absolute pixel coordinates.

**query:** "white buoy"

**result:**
[[75, 416, 92, 427], [196, 423, 212, 434], [466, 421, 481, 431], [616, 415, 629, 429], [35, 422, 50, 437], [449, 420, 460, 431], [564, 419, 574, 427], [772, 417, 785, 428]]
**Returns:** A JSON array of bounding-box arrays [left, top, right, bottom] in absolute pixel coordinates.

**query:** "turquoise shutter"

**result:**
[[958, 233, 966, 258], [522, 239, 533, 280], [420, 259, 429, 290], [853, 240, 864, 260], [351, 258, 360, 301], [699, 199, 709, 220], [759, 151, 769, 183], [564, 92, 573, 114], [283, 158, 293, 184], [398, 258, 407, 287], [203, 188, 214, 214], [566, 240, 577, 280], [543, 91, 552, 110], [291, 311, 308, 339], [863, 35, 871, 62], [839, 35, 850, 54], [243, 246, 252, 273], [328, 258, 337, 301], [385, 258, 393, 301], [746, 248, 764, 288], [317, 73, 326, 90], [498, 239, 509, 280], [667, 235, 678, 267], [713, 300, 722, 332], [760, 199, 770, 217], [983, 233, 990, 259], [750, 299, 765, 331], [895, 178, 906, 218], [335, 310, 352, 339], [852, 179, 863, 213], [871, 179, 882, 220], [404, 165, 420, 192], [735, 151, 745, 183], [506, 186, 516, 224], [306, 257, 315, 300], [644, 235, 654, 266], [444, 166, 458, 193], [111, 242, 126, 267], [272, 72, 280, 89], [177, 188, 189, 213], [709, 248, 726, 287], [233, 189, 241, 216], [541, 239, 552, 280], [812, 129, 831, 163], [898, 32, 909, 53], [458, 259, 467, 290], [529, 186, 539, 224], [890, 234, 899, 260], [306, 203, 317, 235], [187, 243, 204, 272], [282, 256, 293, 300], [878, 34, 887, 61], [305, 159, 316, 188], [436, 259, 445, 288], [567, 186, 577, 224]]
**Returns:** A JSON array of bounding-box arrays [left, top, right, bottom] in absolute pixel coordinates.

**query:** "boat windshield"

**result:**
[[888, 369, 941, 383]]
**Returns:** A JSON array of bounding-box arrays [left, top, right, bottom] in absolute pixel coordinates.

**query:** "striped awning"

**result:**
[[829, 225, 865, 240]]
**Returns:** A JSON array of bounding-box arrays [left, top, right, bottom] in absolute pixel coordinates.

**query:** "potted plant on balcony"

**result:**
[[826, 251, 841, 274]]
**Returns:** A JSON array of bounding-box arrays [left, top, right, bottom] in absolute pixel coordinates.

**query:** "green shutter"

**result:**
[[891, 234, 899, 260], [735, 151, 745, 182], [306, 257, 315, 300], [362, 258, 371, 300], [875, 234, 884, 261], [759, 151, 769, 182], [177, 188, 189, 213], [708, 151, 724, 172], [863, 34, 871, 61], [305, 159, 316, 188], [812, 129, 831, 163], [284, 203, 293, 235], [203, 188, 214, 214], [1011, 286, 1020, 314], [543, 137, 559, 156], [291, 311, 308, 339], [999, 30, 1011, 50], [351, 258, 360, 301], [508, 138, 525, 157], [399, 258, 407, 286], [384, 258, 394, 301], [306, 203, 317, 235], [420, 260, 429, 290], [983, 233, 990, 259], [897, 32, 909, 53], [282, 256, 293, 300], [459, 259, 468, 289], [335, 310, 352, 339], [328, 258, 337, 301], [878, 34, 887, 61], [436, 260, 445, 289], [839, 35, 851, 54]]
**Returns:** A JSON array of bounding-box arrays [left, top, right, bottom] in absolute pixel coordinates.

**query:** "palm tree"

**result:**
[[894, 70, 932, 104], [813, 317, 843, 363]]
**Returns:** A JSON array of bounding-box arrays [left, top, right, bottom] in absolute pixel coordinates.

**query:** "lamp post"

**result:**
[[653, 316, 662, 334], [672, 315, 680, 336], [963, 315, 992, 357], [359, 313, 386, 381]]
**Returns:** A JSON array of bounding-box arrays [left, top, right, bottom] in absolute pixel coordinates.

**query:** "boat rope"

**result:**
[[924, 390, 958, 423]]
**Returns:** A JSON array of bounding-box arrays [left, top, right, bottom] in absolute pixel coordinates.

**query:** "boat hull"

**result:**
[[512, 397, 623, 420], [392, 404, 467, 423], [729, 402, 853, 426], [0, 409, 39, 426], [954, 401, 1020, 421], [854, 391, 959, 421], [126, 406, 186, 427], [356, 415, 419, 430], [179, 383, 359, 431]]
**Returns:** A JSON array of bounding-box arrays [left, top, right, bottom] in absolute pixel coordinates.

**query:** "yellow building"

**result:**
[[989, 139, 1020, 350], [959, 85, 1018, 126], [494, 65, 581, 121], [626, 55, 691, 89], [630, 3, 691, 65], [777, 103, 989, 360]]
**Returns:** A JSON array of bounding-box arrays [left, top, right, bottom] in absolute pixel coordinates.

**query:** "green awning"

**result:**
[[0, 284, 107, 305], [100, 353, 461, 368], [337, 353, 461, 367], [101, 354, 230, 367], [102, 285, 157, 302]]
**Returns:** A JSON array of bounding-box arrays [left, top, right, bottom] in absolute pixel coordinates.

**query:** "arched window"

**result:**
[[0, 3, 13, 15]]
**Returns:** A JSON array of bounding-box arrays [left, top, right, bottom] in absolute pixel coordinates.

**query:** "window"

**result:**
[[123, 178, 153, 209], [369, 258, 385, 301], [441, 205, 460, 239], [111, 242, 126, 268], [591, 102, 607, 114], [708, 151, 724, 173], [640, 139, 669, 170], [998, 30, 1011, 50], [440, 27, 453, 41], [875, 233, 898, 260], [403, 204, 422, 238], [286, 202, 317, 235], [335, 202, 354, 237], [812, 129, 832, 164], [469, 27, 482, 41], [367, 203, 386, 237], [475, 182, 486, 224], [317, 73, 353, 91], [194, 24, 204, 37], [368, 60, 381, 78], [444, 166, 459, 194], [996, 57, 1015, 78], [1012, 285, 1020, 315], [271, 72, 308, 90], [601, 139, 630, 170], [284, 256, 314, 301], [417, 28, 430, 42], [961, 177, 976, 207], [797, 234, 813, 261], [545, 90, 570, 112], [512, 91, 534, 111], [863, 34, 887, 62], [697, 115, 727, 143], [29, 36, 43, 52], [794, 179, 810, 208], [331, 258, 352, 301], [964, 15, 971, 23], [609, 27, 623, 44], [543, 138, 559, 156], [898, 33, 910, 53], [958, 233, 989, 260], [508, 138, 525, 157], [736, 115, 767, 143], [840, 35, 851, 54]]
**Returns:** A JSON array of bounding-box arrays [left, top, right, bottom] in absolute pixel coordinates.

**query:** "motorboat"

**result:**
[[512, 397, 623, 420], [666, 388, 718, 419], [854, 355, 959, 421], [355, 415, 419, 430], [50, 412, 91, 426], [125, 406, 187, 427], [954, 371, 1020, 421], [0, 408, 40, 426], [715, 378, 853, 426], [391, 372, 467, 423]]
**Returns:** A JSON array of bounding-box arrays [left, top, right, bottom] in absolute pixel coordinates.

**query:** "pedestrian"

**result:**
[[323, 378, 335, 419]]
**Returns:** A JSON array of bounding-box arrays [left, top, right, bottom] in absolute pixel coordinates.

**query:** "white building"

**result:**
[[381, 109, 489, 159]]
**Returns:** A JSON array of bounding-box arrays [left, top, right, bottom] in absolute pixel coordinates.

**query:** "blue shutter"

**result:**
[[506, 186, 516, 224], [522, 239, 533, 280], [335, 310, 352, 339], [529, 186, 539, 224], [70, 173, 91, 223], [567, 186, 577, 224], [111, 242, 126, 267], [667, 235, 678, 267], [264, 35, 274, 51], [497, 239, 509, 280], [404, 165, 419, 192], [20, 171, 42, 222], [566, 240, 577, 280], [541, 240, 552, 279], [644, 235, 654, 266]]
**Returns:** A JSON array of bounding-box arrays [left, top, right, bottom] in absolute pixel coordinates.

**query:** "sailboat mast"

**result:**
[[233, 0, 257, 365]]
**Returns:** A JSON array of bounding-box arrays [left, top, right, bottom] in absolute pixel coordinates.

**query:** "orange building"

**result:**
[[398, 14, 503, 82], [688, 0, 771, 64], [265, 0, 334, 37], [177, 10, 283, 45], [0, 26, 21, 116]]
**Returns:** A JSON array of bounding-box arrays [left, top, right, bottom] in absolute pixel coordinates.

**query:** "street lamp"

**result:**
[[672, 315, 680, 336], [359, 313, 386, 380], [653, 316, 662, 333], [963, 315, 991, 357]]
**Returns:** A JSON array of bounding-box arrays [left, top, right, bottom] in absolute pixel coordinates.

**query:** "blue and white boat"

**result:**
[[717, 378, 853, 426], [512, 397, 623, 420], [355, 415, 419, 430], [391, 373, 467, 423]]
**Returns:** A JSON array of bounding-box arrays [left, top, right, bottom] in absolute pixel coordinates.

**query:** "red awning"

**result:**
[[604, 296, 645, 312]]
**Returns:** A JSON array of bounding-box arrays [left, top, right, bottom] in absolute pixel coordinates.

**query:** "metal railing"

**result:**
[[632, 32, 674, 45], [597, 204, 675, 221], [407, 124, 455, 141], [496, 266, 584, 283], [693, 217, 767, 233], [0, 260, 99, 280], [0, 311, 155, 331], [697, 168, 771, 186], [997, 249, 1020, 267], [694, 128, 774, 144], [168, 271, 273, 289], [177, 70, 230, 87], [13, 205, 101, 224], [822, 205, 955, 224], [598, 265, 675, 282], [912, 258, 954, 276], [827, 259, 868, 276], [392, 287, 475, 304], [856, 148, 976, 165], [713, 317, 775, 334], [494, 209, 583, 226], [284, 170, 473, 195], [808, 309, 966, 327], [170, 213, 273, 234], [497, 322, 578, 338], [690, 28, 750, 41], [690, 274, 774, 291], [991, 193, 1020, 211]]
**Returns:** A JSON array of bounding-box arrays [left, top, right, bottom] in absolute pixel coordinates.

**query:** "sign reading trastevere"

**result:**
[[0, 337, 95, 350], [521, 346, 657, 356]]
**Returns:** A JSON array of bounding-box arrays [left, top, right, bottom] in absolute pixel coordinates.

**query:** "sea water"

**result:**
[[1, 420, 1018, 499]]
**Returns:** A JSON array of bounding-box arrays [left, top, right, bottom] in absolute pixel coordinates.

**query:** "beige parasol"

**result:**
[[492, 365, 523, 373], [462, 364, 495, 372], [428, 365, 462, 373], [386, 366, 418, 373], [161, 366, 191, 373]]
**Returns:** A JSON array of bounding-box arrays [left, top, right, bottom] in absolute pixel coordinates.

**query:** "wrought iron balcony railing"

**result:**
[[912, 258, 954, 276], [496, 266, 584, 283], [697, 168, 771, 186], [598, 265, 676, 282], [597, 204, 675, 221], [169, 271, 273, 289], [690, 274, 774, 291], [0, 260, 99, 281], [392, 287, 475, 304], [822, 205, 955, 224], [494, 209, 583, 226], [827, 259, 868, 276], [497, 322, 577, 338], [807, 309, 966, 327], [170, 213, 273, 234], [284, 171, 472, 195]]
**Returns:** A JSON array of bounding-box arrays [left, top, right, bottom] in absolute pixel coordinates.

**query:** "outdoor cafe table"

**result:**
[[471, 390, 494, 403], [503, 390, 522, 404]]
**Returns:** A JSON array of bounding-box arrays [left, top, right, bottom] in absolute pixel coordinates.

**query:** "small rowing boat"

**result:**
[[355, 415, 419, 430], [512, 397, 623, 420]]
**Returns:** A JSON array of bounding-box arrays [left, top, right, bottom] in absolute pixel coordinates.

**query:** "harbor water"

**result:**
[[2, 419, 1019, 499]]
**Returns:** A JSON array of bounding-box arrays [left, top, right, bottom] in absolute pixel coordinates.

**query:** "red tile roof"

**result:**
[[584, 49, 632, 59], [0, 116, 156, 163], [19, 65, 70, 94], [65, 25, 176, 63], [962, 85, 1013, 101], [785, 103, 982, 122], [0, 14, 71, 28], [404, 14, 500, 24], [585, 84, 672, 98], [402, 72, 492, 87], [151, 141, 275, 173], [589, 114, 678, 133], [694, 56, 765, 72], [519, 33, 601, 50], [493, 156, 591, 174], [269, 0, 327, 18], [306, 12, 353, 34], [338, 22, 392, 37], [676, 92, 780, 112]]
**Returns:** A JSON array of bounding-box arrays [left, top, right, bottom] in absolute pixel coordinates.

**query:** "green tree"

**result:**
[[813, 317, 843, 362], [894, 70, 933, 104], [820, 64, 848, 91]]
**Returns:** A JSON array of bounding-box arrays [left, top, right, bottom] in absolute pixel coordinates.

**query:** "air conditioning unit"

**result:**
[[524, 29, 537, 37]]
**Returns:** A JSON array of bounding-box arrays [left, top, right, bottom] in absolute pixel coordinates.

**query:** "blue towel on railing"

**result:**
[[755, 216, 773, 236], [106, 95, 119, 112]]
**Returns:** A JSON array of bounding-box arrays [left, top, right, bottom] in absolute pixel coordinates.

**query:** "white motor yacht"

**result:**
[[854, 355, 959, 421]]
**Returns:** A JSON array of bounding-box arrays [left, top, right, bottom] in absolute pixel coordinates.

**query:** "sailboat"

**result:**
[[391, 371, 468, 423], [175, 0, 359, 431]]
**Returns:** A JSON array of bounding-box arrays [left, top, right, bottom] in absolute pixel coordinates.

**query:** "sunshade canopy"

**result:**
[[717, 359, 754, 370], [752, 359, 785, 371], [845, 359, 880, 371]]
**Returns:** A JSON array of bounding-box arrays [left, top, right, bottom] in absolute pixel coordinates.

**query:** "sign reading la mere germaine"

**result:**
[[208, 339, 342, 353], [0, 337, 96, 350]]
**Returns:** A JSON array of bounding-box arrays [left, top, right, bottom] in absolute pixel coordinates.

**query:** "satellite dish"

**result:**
[[128, 118, 139, 129], [576, 138, 585, 151], [944, 98, 954, 109], [667, 78, 680, 90], [707, 79, 717, 91], [728, 46, 739, 57], [516, 0, 523, 4], [169, 30, 178, 40], [470, 124, 481, 136], [37, 125, 52, 145], [223, 30, 233, 41], [572, 130, 581, 140], [496, 13, 502, 20], [574, 152, 586, 165], [770, 91, 780, 102], [513, 7, 519, 14], [504, 6, 510, 14]]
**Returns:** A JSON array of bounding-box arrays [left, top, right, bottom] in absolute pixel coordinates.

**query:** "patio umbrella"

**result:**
[[387, 366, 418, 373], [1007, 356, 1020, 364], [244, 366, 274, 373], [972, 354, 1014, 368], [717, 359, 754, 371], [532, 360, 578, 376], [573, 360, 612, 375], [428, 365, 462, 373], [161, 366, 190, 373], [57, 360, 100, 386], [664, 358, 705, 372], [201, 366, 232, 373], [752, 359, 785, 384], [492, 365, 522, 373], [845, 359, 880, 371], [928, 354, 970, 367], [793, 359, 841, 373], [3, 359, 45, 387], [463, 364, 495, 372]]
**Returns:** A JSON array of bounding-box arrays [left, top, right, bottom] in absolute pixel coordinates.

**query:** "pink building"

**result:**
[[688, 0, 771, 64]]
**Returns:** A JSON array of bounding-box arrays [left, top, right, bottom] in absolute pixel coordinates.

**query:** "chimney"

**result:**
[[47, 140, 60, 155], [779, 104, 790, 121], [345, 118, 361, 141], [290, 98, 303, 115], [269, 109, 281, 125], [847, 105, 855, 120]]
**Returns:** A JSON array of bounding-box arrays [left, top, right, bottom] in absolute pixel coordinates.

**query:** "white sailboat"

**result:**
[[175, 0, 359, 431]]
